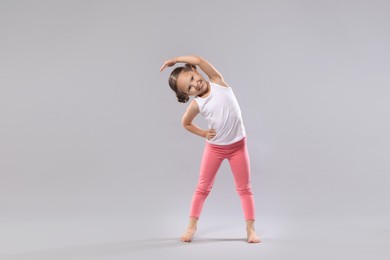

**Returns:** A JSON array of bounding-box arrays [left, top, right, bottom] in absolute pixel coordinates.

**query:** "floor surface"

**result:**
[[1, 214, 389, 260]]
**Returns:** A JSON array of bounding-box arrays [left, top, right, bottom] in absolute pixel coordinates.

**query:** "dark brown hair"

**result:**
[[168, 64, 196, 103]]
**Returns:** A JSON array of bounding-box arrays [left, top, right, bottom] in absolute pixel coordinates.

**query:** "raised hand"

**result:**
[[159, 58, 177, 72]]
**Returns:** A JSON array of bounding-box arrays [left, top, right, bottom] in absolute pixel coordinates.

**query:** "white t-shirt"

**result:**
[[194, 82, 246, 145]]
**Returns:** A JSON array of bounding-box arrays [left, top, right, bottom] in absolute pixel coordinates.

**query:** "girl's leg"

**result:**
[[181, 144, 223, 242], [228, 143, 261, 243], [189, 143, 223, 219], [228, 145, 255, 221]]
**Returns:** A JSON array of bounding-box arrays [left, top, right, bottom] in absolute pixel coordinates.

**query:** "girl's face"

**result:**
[[176, 69, 209, 97]]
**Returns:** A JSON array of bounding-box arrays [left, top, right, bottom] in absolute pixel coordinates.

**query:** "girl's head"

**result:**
[[168, 64, 209, 103]]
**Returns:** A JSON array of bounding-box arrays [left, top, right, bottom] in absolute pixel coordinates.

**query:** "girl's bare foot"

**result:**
[[247, 228, 261, 243], [180, 217, 198, 243], [180, 227, 197, 242], [246, 220, 261, 243]]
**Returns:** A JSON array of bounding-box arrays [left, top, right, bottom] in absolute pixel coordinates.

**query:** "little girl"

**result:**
[[160, 55, 260, 243]]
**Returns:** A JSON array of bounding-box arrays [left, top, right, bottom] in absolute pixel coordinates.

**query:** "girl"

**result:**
[[160, 55, 260, 243]]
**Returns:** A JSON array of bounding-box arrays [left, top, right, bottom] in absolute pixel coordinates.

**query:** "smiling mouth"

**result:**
[[198, 81, 203, 90]]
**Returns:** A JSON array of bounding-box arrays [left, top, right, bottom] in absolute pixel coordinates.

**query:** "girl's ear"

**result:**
[[191, 65, 198, 72], [185, 63, 197, 71]]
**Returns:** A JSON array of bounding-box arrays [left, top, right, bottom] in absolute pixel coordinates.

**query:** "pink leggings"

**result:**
[[189, 137, 255, 220]]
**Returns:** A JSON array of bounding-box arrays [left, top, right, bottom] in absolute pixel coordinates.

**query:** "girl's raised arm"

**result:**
[[160, 55, 225, 84]]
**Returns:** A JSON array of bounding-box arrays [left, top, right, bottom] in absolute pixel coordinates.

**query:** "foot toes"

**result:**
[[248, 237, 261, 243]]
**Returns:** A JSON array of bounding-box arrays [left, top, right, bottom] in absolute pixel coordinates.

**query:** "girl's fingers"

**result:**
[[160, 59, 177, 71], [160, 61, 170, 71], [205, 129, 216, 140], [159, 63, 165, 71]]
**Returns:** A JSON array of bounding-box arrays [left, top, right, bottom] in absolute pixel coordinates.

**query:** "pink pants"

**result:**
[[189, 137, 256, 220]]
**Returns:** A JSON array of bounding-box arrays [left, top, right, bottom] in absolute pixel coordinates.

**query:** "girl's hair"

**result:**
[[168, 63, 196, 103]]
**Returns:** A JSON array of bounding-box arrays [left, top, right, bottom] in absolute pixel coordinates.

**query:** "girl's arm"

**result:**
[[182, 100, 216, 140], [160, 55, 226, 86]]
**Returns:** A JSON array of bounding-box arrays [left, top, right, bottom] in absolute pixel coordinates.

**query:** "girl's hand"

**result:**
[[204, 129, 216, 140], [159, 58, 177, 71]]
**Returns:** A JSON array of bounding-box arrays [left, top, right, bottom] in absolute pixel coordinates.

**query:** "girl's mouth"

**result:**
[[197, 81, 202, 91]]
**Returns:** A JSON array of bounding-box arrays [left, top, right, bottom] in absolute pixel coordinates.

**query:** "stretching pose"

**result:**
[[160, 55, 260, 243]]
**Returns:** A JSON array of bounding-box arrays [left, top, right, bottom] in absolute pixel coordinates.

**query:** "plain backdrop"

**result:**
[[1, 0, 389, 259]]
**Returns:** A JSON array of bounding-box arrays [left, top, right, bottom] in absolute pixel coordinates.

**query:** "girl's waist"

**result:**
[[206, 136, 246, 149]]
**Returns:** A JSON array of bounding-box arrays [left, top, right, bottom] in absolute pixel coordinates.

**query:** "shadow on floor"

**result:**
[[1, 236, 255, 260]]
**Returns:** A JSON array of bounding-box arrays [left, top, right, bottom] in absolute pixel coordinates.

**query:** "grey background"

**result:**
[[1, 0, 389, 259]]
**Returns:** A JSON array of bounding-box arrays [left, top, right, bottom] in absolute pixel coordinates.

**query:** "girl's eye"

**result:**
[[191, 76, 194, 81]]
